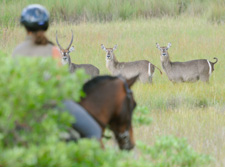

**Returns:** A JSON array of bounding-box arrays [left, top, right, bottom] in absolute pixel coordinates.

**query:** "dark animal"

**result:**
[[79, 75, 138, 150]]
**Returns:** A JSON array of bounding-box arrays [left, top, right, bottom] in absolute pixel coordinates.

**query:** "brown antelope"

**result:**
[[56, 31, 99, 78], [101, 44, 162, 83], [156, 43, 218, 83]]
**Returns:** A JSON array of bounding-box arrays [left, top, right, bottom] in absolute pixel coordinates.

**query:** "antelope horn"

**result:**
[[66, 30, 74, 50], [56, 31, 63, 50]]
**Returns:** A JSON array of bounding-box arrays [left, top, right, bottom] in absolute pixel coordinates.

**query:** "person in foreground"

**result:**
[[12, 4, 60, 59], [12, 4, 102, 141]]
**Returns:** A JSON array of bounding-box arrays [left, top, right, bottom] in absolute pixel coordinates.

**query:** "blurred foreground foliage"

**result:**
[[0, 55, 212, 166], [137, 136, 214, 167], [134, 106, 152, 126]]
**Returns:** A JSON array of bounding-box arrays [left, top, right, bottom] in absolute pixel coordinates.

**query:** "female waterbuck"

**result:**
[[56, 31, 99, 78], [156, 43, 218, 83], [101, 44, 162, 83]]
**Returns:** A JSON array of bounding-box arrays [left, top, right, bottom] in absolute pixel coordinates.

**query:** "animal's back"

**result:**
[[115, 60, 149, 79], [77, 64, 99, 77], [168, 59, 208, 82]]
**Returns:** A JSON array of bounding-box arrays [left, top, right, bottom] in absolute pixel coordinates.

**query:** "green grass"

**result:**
[[1, 17, 225, 166]]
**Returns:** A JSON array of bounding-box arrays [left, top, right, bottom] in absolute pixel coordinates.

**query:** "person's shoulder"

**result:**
[[12, 42, 28, 57]]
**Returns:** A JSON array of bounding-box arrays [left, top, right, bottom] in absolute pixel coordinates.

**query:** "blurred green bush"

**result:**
[[137, 135, 213, 167], [0, 56, 88, 148]]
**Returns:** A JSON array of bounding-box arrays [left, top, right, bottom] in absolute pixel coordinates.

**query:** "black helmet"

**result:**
[[20, 4, 49, 31]]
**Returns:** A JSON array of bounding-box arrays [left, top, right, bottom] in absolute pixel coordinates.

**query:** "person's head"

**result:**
[[20, 4, 49, 32], [20, 4, 52, 45]]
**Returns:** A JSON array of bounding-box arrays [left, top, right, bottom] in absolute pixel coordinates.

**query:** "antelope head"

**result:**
[[56, 30, 74, 65], [156, 43, 171, 61], [101, 44, 117, 61]]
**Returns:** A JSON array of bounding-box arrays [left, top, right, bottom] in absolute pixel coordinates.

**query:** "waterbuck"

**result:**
[[56, 31, 99, 78], [156, 43, 218, 83], [101, 44, 162, 83]]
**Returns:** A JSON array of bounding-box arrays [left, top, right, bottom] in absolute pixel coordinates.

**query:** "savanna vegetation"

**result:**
[[0, 0, 225, 167], [0, 0, 225, 26]]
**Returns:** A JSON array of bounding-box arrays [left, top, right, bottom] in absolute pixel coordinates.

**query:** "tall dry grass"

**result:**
[[0, 0, 224, 26]]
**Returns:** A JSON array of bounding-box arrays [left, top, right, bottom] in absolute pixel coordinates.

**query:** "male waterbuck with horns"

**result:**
[[56, 31, 99, 77], [101, 44, 162, 83], [156, 43, 218, 83]]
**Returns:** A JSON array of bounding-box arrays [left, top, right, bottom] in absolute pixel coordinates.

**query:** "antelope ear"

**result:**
[[127, 75, 139, 88], [167, 43, 171, 49], [101, 44, 106, 51], [113, 44, 117, 51], [69, 46, 75, 52], [156, 43, 161, 50]]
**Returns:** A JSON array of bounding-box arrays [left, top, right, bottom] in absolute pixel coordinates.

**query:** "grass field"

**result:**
[[1, 0, 225, 26], [1, 17, 225, 166]]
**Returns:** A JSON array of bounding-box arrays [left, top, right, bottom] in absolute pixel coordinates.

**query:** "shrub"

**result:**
[[133, 106, 152, 126], [0, 56, 88, 149], [137, 136, 213, 167]]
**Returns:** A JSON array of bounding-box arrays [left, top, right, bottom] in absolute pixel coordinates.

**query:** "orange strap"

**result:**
[[52, 46, 62, 66]]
